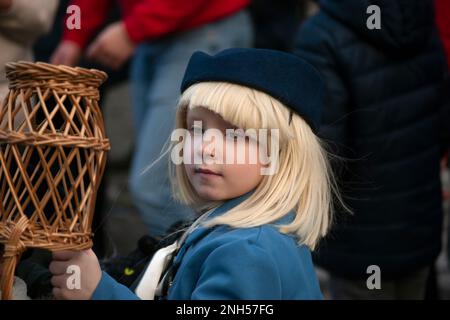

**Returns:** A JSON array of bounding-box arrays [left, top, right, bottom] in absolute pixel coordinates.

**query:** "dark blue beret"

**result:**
[[180, 48, 325, 132]]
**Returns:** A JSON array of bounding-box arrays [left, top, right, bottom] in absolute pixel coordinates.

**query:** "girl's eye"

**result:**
[[225, 131, 236, 139], [226, 130, 246, 141]]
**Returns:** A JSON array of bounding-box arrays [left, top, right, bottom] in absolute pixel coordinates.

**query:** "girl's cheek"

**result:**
[[222, 140, 251, 165], [248, 142, 260, 162], [183, 137, 196, 164], [184, 163, 195, 180]]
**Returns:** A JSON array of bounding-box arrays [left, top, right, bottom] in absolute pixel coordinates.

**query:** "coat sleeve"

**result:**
[[293, 16, 350, 158], [91, 272, 140, 300], [190, 239, 282, 300], [0, 0, 58, 45]]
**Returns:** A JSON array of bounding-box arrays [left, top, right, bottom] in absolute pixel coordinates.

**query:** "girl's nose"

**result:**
[[201, 139, 215, 159], [192, 134, 215, 162]]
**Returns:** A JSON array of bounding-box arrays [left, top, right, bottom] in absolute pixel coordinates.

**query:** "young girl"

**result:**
[[48, 48, 341, 300]]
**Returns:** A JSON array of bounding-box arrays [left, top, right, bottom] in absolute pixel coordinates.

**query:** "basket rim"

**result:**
[[4, 61, 108, 85]]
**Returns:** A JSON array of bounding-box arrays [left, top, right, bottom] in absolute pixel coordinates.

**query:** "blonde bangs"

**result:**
[[178, 82, 293, 143]]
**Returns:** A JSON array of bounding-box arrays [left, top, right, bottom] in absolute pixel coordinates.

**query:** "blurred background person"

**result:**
[[435, 0, 450, 68], [248, 0, 301, 52], [295, 0, 449, 299], [0, 0, 57, 99], [434, 0, 450, 292]]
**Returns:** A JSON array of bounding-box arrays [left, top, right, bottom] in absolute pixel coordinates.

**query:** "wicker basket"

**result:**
[[0, 61, 109, 300]]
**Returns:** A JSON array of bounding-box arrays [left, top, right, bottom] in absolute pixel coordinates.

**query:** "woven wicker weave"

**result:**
[[0, 61, 109, 300]]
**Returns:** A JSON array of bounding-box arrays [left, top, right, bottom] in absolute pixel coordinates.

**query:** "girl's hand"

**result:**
[[49, 249, 102, 300]]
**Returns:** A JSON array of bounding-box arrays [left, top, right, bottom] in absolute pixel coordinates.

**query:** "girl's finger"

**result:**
[[52, 287, 65, 300], [49, 260, 68, 275], [52, 250, 76, 261], [50, 274, 67, 289]]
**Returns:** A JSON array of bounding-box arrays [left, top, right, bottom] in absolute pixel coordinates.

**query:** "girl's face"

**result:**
[[184, 107, 265, 201]]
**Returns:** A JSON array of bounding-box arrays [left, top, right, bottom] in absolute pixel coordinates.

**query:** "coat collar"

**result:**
[[178, 190, 296, 256]]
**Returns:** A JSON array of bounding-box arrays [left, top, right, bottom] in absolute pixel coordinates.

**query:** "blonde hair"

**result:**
[[169, 82, 345, 250]]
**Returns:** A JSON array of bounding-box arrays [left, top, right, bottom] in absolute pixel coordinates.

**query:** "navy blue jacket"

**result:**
[[295, 0, 448, 279], [92, 194, 323, 299]]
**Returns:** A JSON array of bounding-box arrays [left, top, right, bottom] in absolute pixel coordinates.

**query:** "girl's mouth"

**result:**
[[194, 167, 222, 176]]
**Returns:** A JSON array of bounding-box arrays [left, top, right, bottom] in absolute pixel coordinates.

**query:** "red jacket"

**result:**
[[435, 0, 450, 68], [63, 0, 250, 48]]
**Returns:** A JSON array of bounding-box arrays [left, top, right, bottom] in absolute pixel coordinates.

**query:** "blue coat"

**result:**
[[92, 194, 323, 300]]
